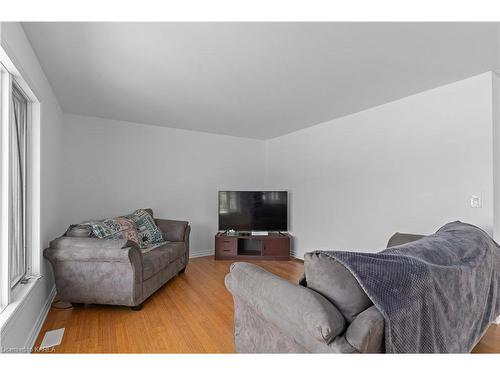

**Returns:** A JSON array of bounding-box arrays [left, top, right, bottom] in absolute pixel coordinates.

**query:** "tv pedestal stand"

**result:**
[[215, 232, 291, 261]]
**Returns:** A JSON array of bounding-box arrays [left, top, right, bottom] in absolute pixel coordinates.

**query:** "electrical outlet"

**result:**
[[470, 195, 482, 208]]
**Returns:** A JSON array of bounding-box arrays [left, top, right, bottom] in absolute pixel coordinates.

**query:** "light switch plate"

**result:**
[[470, 195, 482, 208]]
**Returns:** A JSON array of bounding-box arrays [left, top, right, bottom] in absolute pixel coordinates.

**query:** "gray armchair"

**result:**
[[225, 262, 384, 353], [44, 212, 190, 310], [225, 232, 424, 353]]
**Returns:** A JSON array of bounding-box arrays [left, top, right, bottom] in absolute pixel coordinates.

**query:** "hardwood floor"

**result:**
[[33, 256, 500, 353], [472, 324, 500, 353]]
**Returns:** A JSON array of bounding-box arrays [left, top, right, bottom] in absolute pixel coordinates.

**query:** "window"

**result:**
[[0, 51, 41, 313], [9, 84, 28, 287]]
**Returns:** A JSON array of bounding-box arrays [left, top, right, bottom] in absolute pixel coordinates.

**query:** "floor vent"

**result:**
[[39, 328, 65, 349]]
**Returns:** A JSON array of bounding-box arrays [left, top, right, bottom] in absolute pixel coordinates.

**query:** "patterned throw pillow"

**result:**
[[82, 217, 141, 248], [125, 209, 164, 247]]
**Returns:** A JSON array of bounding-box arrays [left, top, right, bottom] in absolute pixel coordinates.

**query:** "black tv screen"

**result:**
[[218, 191, 288, 231]]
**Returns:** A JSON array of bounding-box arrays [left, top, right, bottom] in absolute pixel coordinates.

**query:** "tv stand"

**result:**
[[215, 232, 291, 260]]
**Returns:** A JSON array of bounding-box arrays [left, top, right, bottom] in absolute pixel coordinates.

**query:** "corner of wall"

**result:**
[[263, 138, 270, 188], [493, 25, 500, 242], [492, 71, 500, 242]]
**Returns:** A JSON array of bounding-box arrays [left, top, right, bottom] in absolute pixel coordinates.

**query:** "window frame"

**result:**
[[0, 48, 41, 313], [9, 82, 29, 288], [0, 62, 11, 310]]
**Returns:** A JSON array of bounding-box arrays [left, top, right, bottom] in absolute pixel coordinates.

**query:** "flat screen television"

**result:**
[[218, 191, 288, 231]]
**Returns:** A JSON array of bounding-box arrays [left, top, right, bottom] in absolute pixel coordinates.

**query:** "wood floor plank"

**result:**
[[33, 256, 499, 353]]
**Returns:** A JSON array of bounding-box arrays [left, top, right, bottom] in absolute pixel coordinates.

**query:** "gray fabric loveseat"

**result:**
[[44, 208, 190, 310], [224, 233, 420, 353]]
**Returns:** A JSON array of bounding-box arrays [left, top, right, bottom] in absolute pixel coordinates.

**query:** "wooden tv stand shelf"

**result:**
[[215, 232, 291, 260]]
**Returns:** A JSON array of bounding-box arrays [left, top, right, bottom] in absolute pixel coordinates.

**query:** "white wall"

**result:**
[[59, 73, 497, 261], [61, 114, 266, 257], [0, 23, 65, 350], [266, 73, 494, 258]]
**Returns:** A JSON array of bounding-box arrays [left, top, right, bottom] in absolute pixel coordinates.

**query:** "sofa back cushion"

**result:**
[[387, 232, 425, 248], [144, 208, 154, 218], [154, 218, 188, 242], [304, 252, 372, 322], [66, 225, 93, 238]]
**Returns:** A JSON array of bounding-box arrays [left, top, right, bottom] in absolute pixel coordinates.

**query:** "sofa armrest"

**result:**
[[225, 262, 346, 347], [345, 305, 385, 353], [45, 237, 140, 263], [44, 236, 143, 306], [155, 218, 189, 242]]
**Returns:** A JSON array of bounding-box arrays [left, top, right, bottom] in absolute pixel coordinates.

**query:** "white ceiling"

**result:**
[[23, 22, 499, 139]]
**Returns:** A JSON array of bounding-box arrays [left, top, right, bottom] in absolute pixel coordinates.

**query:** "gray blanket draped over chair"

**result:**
[[315, 221, 500, 353]]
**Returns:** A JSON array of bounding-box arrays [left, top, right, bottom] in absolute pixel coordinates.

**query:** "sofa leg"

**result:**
[[131, 304, 143, 311], [179, 266, 186, 274], [71, 302, 85, 308]]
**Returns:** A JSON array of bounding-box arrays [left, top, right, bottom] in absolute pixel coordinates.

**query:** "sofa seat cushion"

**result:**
[[142, 242, 185, 280], [304, 252, 372, 322]]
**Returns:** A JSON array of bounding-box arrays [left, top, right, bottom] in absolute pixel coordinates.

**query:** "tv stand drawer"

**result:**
[[215, 237, 237, 257]]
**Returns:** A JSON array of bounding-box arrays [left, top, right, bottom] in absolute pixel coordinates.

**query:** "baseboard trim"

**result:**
[[190, 250, 215, 259], [26, 286, 56, 351], [494, 315, 500, 325], [290, 250, 303, 261]]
